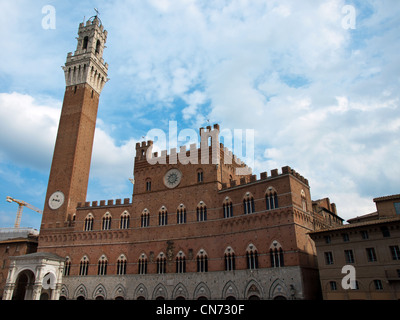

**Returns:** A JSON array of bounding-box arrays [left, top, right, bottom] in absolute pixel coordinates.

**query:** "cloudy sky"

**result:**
[[0, 0, 399, 229]]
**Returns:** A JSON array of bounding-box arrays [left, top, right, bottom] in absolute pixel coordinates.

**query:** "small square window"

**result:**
[[345, 250, 355, 264], [394, 202, 400, 215], [197, 171, 203, 182], [373, 279, 383, 290], [146, 181, 151, 191], [390, 245, 400, 260], [324, 235, 331, 244], [324, 252, 334, 265], [380, 226, 390, 238], [366, 248, 377, 262], [360, 230, 369, 240]]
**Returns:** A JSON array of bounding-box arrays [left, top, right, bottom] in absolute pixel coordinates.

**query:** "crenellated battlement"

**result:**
[[135, 140, 154, 149], [199, 123, 220, 134], [220, 165, 309, 190], [77, 197, 131, 209], [134, 123, 252, 175], [135, 124, 221, 165]]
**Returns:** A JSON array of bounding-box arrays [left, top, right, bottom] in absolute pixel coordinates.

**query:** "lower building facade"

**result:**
[[59, 266, 316, 300], [310, 194, 400, 300], [3, 163, 341, 300]]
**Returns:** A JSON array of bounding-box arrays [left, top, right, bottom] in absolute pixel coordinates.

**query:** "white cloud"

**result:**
[[182, 90, 207, 120], [101, 0, 400, 220], [0, 92, 60, 171], [89, 128, 138, 199], [0, 92, 138, 203]]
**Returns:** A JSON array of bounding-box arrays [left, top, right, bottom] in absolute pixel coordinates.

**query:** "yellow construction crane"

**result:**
[[6, 196, 42, 228]]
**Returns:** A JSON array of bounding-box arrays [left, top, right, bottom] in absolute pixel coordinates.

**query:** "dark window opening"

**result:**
[[82, 36, 89, 50]]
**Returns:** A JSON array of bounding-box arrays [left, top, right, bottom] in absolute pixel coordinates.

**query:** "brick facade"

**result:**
[[3, 16, 343, 300]]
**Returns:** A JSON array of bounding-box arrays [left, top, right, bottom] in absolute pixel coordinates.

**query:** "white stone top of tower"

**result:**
[[62, 15, 109, 94]]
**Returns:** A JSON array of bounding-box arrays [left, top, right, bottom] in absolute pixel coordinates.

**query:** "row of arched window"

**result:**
[[82, 189, 283, 231], [64, 243, 285, 277]]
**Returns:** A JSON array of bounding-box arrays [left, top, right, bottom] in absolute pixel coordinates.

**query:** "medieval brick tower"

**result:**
[[40, 16, 108, 234]]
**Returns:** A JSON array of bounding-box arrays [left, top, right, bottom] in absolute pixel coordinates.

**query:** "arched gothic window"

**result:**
[[243, 192, 255, 214], [266, 187, 279, 210], [197, 169, 204, 183], [246, 244, 258, 270], [301, 190, 307, 212], [141, 209, 150, 227], [79, 256, 89, 276], [145, 178, 151, 192], [224, 247, 235, 271], [84, 213, 94, 231], [98, 255, 108, 276], [270, 241, 285, 268], [176, 251, 186, 273], [64, 257, 71, 276], [138, 253, 147, 274], [82, 36, 89, 50], [197, 201, 207, 221], [159, 207, 168, 226], [120, 211, 130, 229], [177, 204, 187, 224], [223, 197, 233, 218], [197, 249, 208, 272], [116, 254, 127, 275], [95, 39, 101, 54], [102, 212, 112, 230], [157, 252, 167, 274]]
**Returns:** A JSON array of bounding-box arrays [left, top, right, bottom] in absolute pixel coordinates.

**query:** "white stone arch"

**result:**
[[93, 283, 107, 300], [246, 243, 258, 253], [134, 283, 148, 300], [121, 209, 130, 216], [113, 284, 126, 300], [153, 283, 168, 300], [224, 246, 235, 255], [172, 282, 189, 300], [265, 186, 277, 195], [10, 266, 36, 284], [193, 282, 211, 300], [157, 251, 166, 260], [269, 279, 289, 300], [196, 248, 208, 257], [102, 211, 112, 218], [243, 191, 254, 199], [9, 268, 36, 300], [60, 284, 69, 299], [3, 253, 65, 300], [244, 279, 263, 300], [74, 284, 88, 299], [222, 281, 239, 300], [176, 250, 186, 258]]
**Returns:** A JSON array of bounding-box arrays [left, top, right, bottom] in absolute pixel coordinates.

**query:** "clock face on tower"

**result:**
[[164, 169, 182, 189], [48, 191, 65, 210]]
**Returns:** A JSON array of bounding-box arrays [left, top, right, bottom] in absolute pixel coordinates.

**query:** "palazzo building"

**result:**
[[310, 194, 400, 300], [2, 16, 343, 300]]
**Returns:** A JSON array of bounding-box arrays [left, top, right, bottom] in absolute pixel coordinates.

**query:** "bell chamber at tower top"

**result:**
[[62, 16, 109, 95]]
